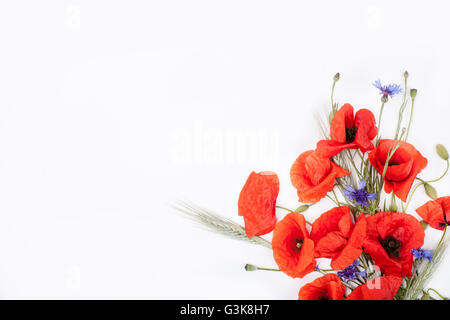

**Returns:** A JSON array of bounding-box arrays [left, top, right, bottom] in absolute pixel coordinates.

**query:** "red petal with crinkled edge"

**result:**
[[316, 140, 359, 159], [354, 109, 377, 152], [416, 196, 450, 230], [272, 212, 316, 278], [330, 104, 354, 143], [310, 207, 352, 243], [316, 104, 377, 158], [363, 211, 424, 277], [298, 274, 346, 300], [331, 214, 367, 270], [290, 151, 350, 203], [346, 276, 403, 300], [238, 171, 279, 237], [368, 139, 428, 202], [310, 207, 366, 270]]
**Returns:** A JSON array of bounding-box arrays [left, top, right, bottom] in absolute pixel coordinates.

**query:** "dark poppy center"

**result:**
[[293, 238, 303, 252], [346, 126, 357, 143], [439, 215, 449, 228], [380, 235, 402, 258], [319, 295, 330, 300]]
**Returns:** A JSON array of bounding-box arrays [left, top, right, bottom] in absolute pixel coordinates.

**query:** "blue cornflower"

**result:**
[[337, 260, 366, 281], [373, 79, 402, 98], [344, 180, 377, 206], [411, 248, 433, 262]]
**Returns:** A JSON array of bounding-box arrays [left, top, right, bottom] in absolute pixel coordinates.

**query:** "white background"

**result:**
[[0, 0, 449, 299]]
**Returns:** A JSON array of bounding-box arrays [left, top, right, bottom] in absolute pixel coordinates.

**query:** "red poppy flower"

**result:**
[[416, 196, 450, 231], [346, 276, 403, 300], [272, 212, 316, 278], [290, 150, 350, 203], [368, 139, 427, 202], [298, 274, 345, 300], [238, 171, 279, 237], [363, 211, 424, 277], [310, 206, 367, 270], [316, 104, 378, 158]]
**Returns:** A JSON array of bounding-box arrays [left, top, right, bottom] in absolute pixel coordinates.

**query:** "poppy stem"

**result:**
[[405, 159, 449, 211], [427, 288, 449, 300], [404, 95, 416, 141], [275, 205, 294, 212], [346, 149, 363, 180], [326, 195, 340, 206], [378, 134, 405, 204], [257, 267, 281, 272], [375, 101, 386, 145], [394, 75, 409, 140], [275, 206, 312, 225], [318, 269, 334, 272], [245, 264, 280, 272], [331, 74, 339, 111]]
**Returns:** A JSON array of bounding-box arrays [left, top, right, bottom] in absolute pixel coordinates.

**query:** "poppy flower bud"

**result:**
[[404, 71, 409, 79], [424, 183, 437, 200], [420, 220, 428, 230], [295, 205, 310, 213], [436, 144, 449, 160], [421, 292, 432, 300], [333, 73, 340, 82], [410, 89, 417, 99], [244, 264, 257, 271]]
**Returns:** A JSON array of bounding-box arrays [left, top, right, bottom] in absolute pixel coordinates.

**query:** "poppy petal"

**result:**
[[330, 103, 354, 143], [272, 212, 316, 278], [416, 196, 450, 230], [290, 151, 350, 203], [346, 276, 403, 300], [238, 171, 279, 237], [298, 274, 346, 300], [354, 108, 377, 153]]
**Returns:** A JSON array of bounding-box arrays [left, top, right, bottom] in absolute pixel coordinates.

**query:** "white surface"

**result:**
[[0, 0, 449, 299]]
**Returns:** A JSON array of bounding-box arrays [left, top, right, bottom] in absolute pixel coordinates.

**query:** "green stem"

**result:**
[[433, 226, 447, 260], [332, 190, 340, 204], [375, 102, 385, 145], [404, 225, 448, 299], [405, 159, 449, 211], [276, 205, 294, 212], [331, 79, 337, 110], [326, 194, 340, 206], [394, 76, 408, 140], [257, 267, 281, 272], [377, 135, 405, 204], [404, 97, 415, 141], [346, 150, 363, 180], [427, 288, 449, 300], [276, 206, 312, 226]]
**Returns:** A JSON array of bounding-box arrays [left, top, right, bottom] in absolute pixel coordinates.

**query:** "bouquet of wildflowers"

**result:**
[[173, 72, 450, 300]]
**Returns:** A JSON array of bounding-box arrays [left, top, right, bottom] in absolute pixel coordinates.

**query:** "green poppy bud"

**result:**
[[424, 183, 437, 200], [436, 144, 449, 160], [244, 264, 257, 271], [420, 220, 428, 230], [333, 72, 340, 82], [295, 205, 310, 213], [421, 292, 432, 300], [410, 89, 417, 99]]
